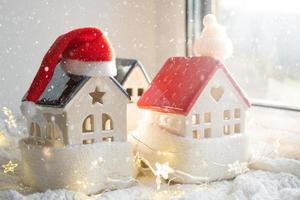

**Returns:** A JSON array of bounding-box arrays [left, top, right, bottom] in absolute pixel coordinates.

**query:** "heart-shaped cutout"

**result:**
[[210, 86, 224, 102]]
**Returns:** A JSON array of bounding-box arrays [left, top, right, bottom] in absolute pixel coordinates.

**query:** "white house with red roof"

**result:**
[[138, 56, 250, 139], [133, 15, 251, 183], [134, 56, 251, 183]]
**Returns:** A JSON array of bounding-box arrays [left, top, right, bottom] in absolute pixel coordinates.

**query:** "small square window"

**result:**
[[234, 109, 241, 119], [204, 112, 211, 123], [204, 128, 211, 138], [37, 139, 45, 145], [103, 136, 114, 142], [234, 124, 241, 133], [224, 110, 230, 120], [193, 130, 200, 139], [138, 88, 144, 96], [223, 125, 231, 135], [192, 114, 200, 125], [83, 139, 94, 144], [126, 88, 133, 96]]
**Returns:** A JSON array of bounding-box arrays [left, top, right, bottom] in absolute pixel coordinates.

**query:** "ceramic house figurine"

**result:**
[[115, 58, 150, 131], [134, 15, 251, 183], [19, 27, 133, 194]]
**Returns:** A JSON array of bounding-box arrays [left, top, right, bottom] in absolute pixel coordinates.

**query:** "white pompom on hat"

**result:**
[[194, 14, 232, 60]]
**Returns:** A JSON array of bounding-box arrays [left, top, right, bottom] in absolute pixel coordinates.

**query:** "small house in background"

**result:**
[[115, 58, 150, 131], [138, 56, 250, 138]]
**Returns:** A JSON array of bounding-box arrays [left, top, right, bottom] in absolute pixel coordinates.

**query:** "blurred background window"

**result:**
[[220, 0, 300, 109], [187, 0, 300, 109], [186, 0, 300, 137]]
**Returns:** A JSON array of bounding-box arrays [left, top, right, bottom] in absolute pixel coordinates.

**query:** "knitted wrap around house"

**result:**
[[19, 27, 134, 194], [132, 14, 251, 183]]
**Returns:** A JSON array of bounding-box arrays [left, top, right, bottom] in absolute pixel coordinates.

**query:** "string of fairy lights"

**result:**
[[130, 133, 252, 189], [2, 107, 17, 130], [1, 107, 19, 175]]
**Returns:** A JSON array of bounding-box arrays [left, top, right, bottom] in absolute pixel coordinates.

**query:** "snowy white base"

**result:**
[[130, 123, 251, 183], [19, 140, 134, 195], [1, 116, 300, 200]]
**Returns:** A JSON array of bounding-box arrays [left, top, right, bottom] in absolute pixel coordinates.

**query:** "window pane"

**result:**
[[83, 115, 94, 133], [126, 88, 133, 97], [192, 114, 200, 125], [138, 88, 144, 96], [103, 136, 114, 142], [219, 0, 300, 107], [102, 113, 113, 131], [204, 112, 211, 123], [223, 125, 231, 135], [83, 139, 94, 145], [223, 110, 231, 120], [234, 108, 241, 119], [204, 128, 211, 137]]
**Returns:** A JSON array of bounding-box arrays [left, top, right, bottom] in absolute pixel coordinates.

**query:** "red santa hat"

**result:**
[[21, 27, 115, 118]]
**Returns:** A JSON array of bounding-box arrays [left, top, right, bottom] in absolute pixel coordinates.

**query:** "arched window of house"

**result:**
[[46, 123, 54, 139], [102, 113, 113, 131], [35, 123, 41, 137], [29, 122, 41, 137], [82, 115, 94, 133], [46, 122, 60, 139], [29, 123, 35, 136]]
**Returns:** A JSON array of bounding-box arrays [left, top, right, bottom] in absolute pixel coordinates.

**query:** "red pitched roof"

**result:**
[[137, 56, 250, 115]]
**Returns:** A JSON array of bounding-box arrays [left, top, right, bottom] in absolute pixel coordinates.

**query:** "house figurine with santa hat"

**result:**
[[19, 27, 134, 194], [134, 14, 251, 183]]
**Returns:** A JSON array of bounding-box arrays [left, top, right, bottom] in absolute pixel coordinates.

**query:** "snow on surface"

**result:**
[[0, 170, 299, 200], [0, 116, 299, 199]]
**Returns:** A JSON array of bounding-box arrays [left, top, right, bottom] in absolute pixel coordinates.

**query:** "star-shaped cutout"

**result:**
[[89, 88, 105, 104], [2, 161, 18, 173]]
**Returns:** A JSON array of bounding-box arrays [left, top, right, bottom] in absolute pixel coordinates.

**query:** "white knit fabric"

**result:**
[[19, 141, 134, 195], [194, 14, 232, 60], [130, 122, 251, 183]]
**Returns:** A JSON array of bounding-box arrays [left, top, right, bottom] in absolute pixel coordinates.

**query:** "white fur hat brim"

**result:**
[[61, 59, 117, 77], [20, 101, 37, 119]]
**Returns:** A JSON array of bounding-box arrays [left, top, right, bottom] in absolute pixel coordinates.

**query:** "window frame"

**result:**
[[82, 115, 94, 133], [137, 88, 144, 97], [185, 0, 300, 113], [102, 113, 114, 131]]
